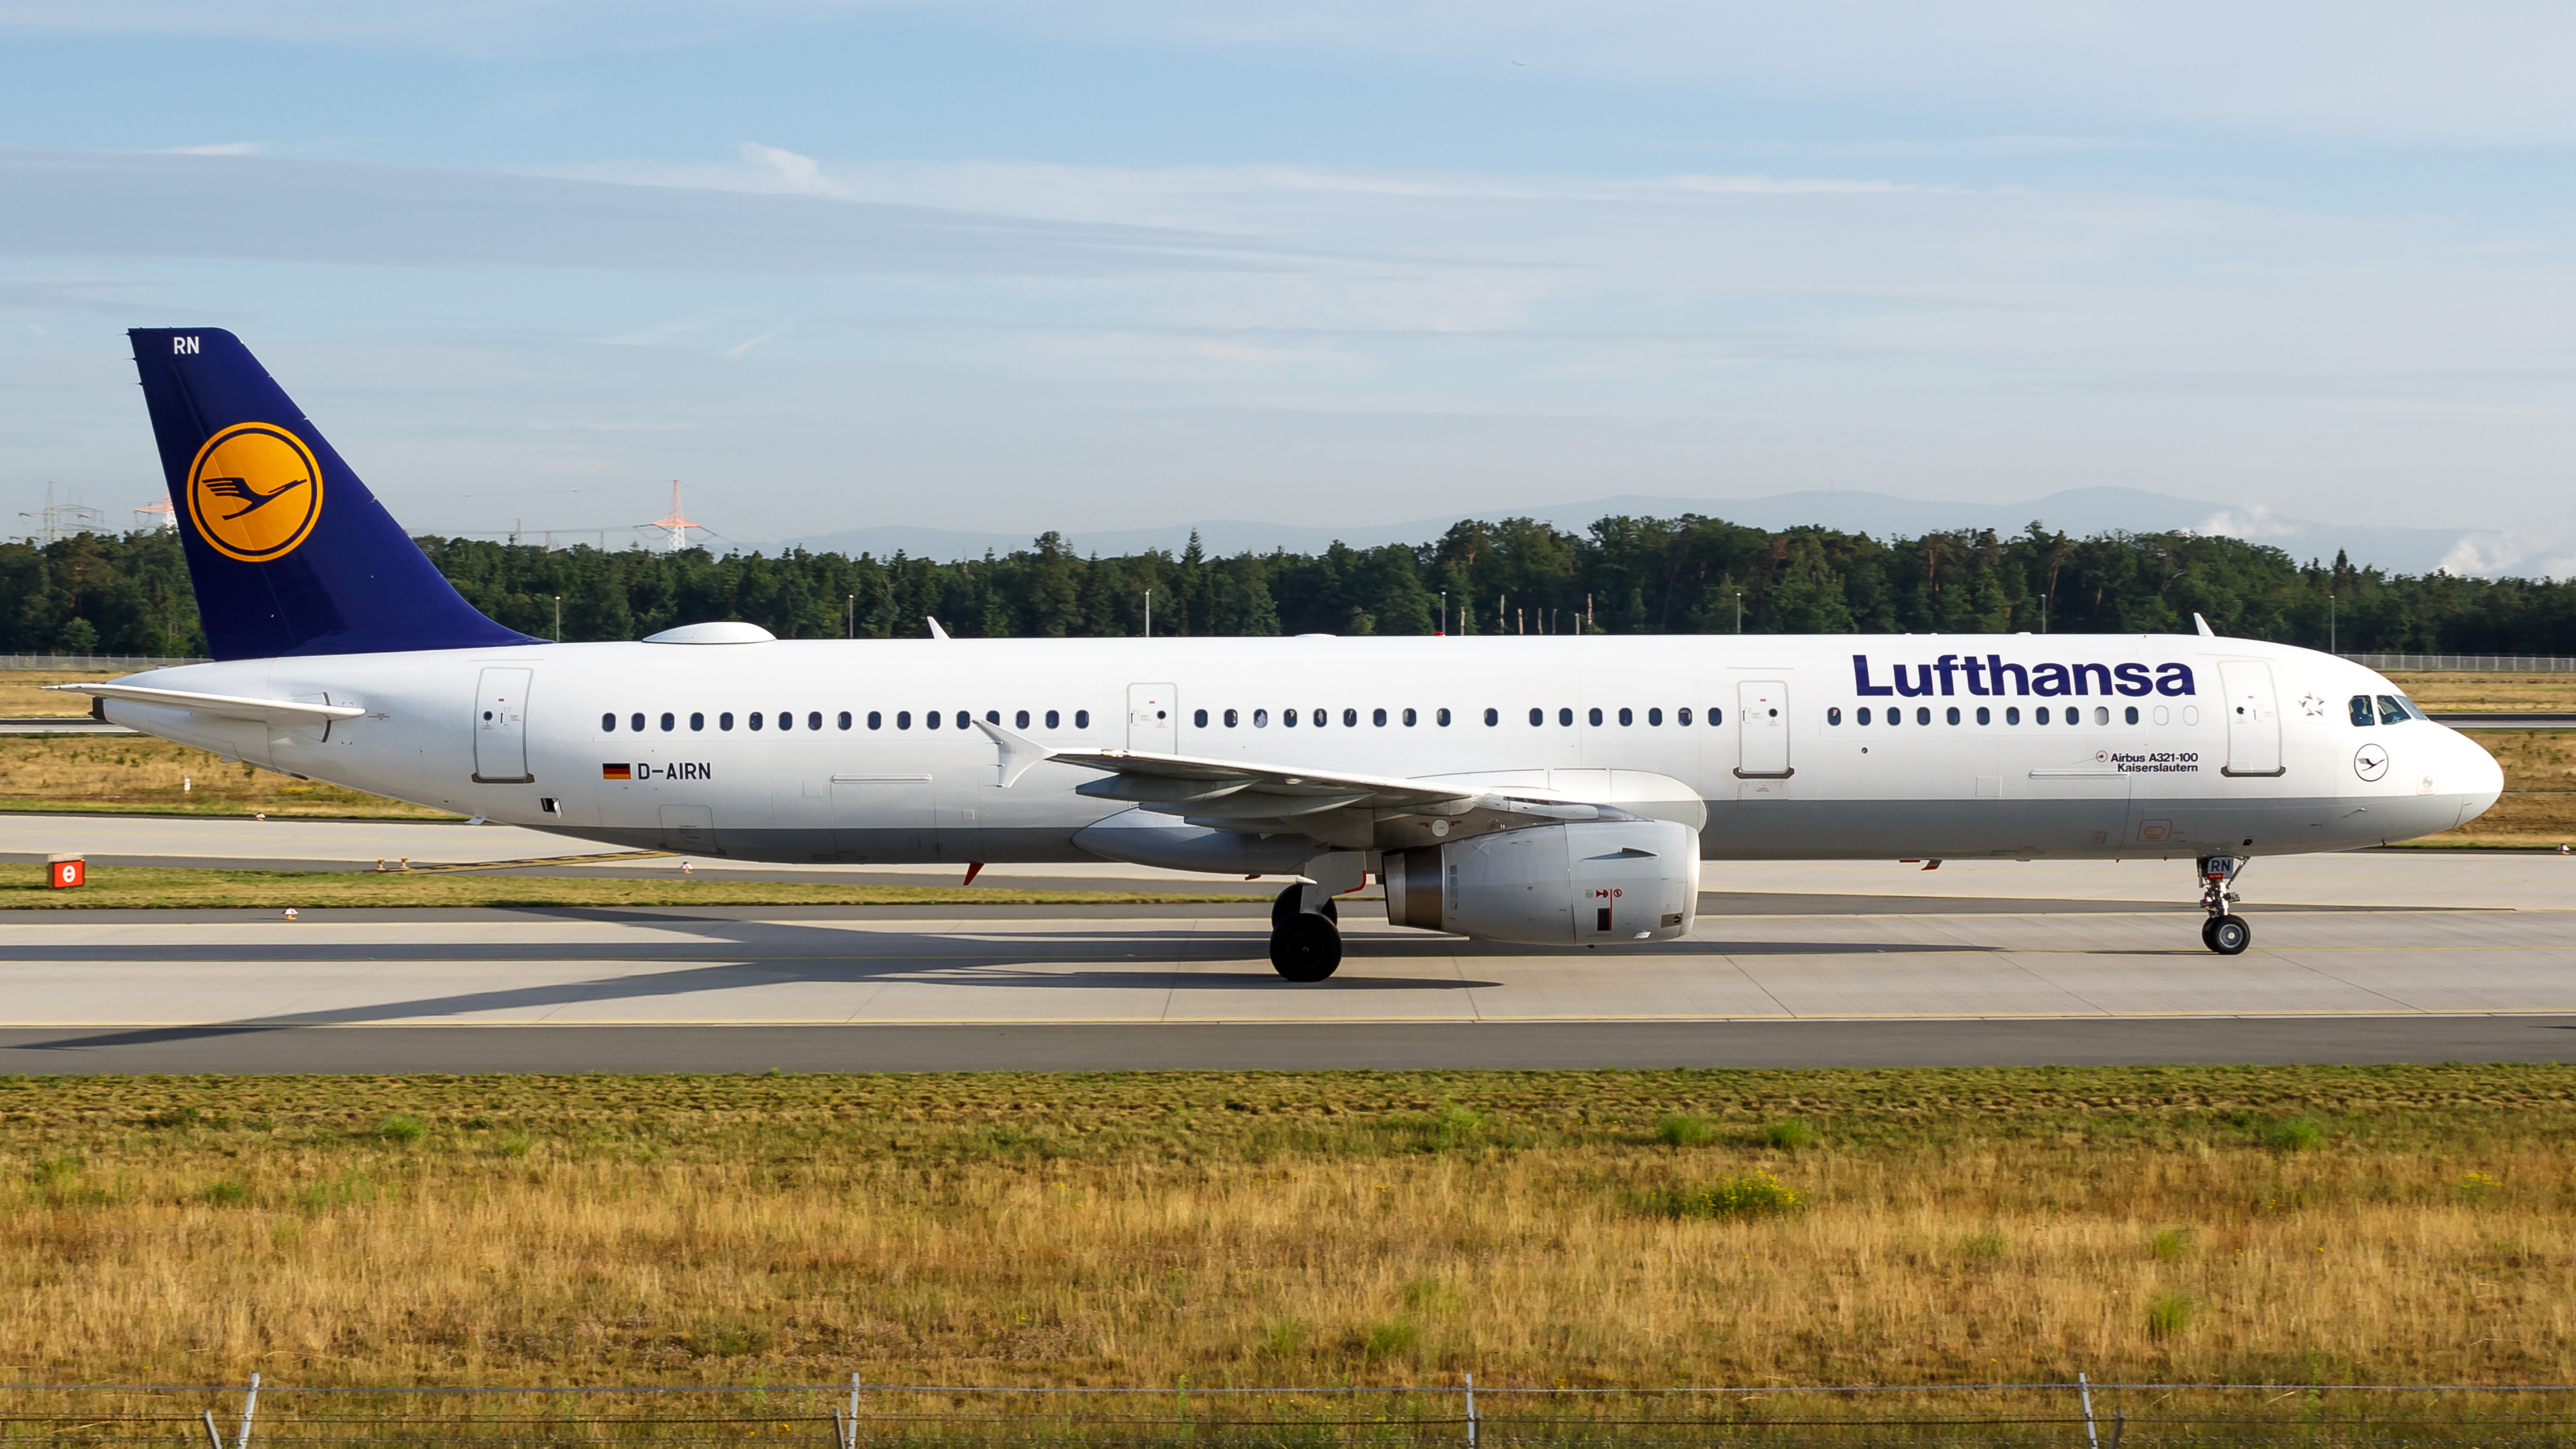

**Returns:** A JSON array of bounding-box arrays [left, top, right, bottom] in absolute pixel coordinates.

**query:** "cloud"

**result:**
[[0, 148, 1280, 277], [162, 142, 262, 156], [2195, 505, 2299, 541]]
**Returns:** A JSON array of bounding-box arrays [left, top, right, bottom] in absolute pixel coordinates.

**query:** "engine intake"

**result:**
[[1382, 819, 1700, 946]]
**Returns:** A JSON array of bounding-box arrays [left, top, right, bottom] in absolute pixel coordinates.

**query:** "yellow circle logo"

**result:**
[[185, 423, 323, 562]]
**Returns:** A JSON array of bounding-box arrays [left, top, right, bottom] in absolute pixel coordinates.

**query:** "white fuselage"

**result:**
[[98, 633, 2501, 872]]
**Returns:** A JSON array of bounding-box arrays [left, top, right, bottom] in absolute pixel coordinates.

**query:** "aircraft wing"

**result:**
[[975, 718, 1635, 850], [47, 682, 367, 725]]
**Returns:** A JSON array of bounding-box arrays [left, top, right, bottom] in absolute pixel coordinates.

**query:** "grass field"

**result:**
[[0, 863, 1264, 909], [2388, 672, 2576, 712], [1, 1065, 2569, 1389]]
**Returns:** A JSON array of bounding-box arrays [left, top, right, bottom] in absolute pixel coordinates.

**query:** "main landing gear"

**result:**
[[2197, 855, 2251, 955], [1270, 883, 1343, 982]]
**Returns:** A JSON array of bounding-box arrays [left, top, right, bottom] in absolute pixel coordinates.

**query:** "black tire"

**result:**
[[1270, 912, 1344, 981], [2208, 914, 2251, 955], [1271, 883, 1338, 929], [2200, 915, 2221, 951]]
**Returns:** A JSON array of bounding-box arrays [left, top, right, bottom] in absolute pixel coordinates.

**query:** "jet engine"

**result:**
[[1380, 818, 1700, 946]]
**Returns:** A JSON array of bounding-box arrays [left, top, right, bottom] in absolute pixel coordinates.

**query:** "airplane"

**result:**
[[61, 329, 2505, 979]]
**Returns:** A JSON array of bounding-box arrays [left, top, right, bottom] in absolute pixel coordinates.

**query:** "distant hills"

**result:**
[[789, 486, 2479, 575]]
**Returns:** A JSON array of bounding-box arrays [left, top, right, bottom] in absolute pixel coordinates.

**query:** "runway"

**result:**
[[1, 879, 2571, 1071]]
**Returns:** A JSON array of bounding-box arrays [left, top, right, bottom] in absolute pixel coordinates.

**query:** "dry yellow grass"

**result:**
[[2382, 672, 2576, 711], [0, 670, 125, 717], [2, 1067, 2570, 1389], [2414, 730, 2575, 848], [0, 863, 1261, 909], [0, 735, 453, 819]]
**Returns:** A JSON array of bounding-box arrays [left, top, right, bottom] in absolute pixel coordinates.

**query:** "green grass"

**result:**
[[0, 863, 1268, 910]]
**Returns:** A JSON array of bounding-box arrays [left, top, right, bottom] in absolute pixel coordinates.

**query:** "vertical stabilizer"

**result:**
[[128, 328, 540, 659]]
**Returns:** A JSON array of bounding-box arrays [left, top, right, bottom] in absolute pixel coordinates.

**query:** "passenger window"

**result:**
[[1856, 707, 1871, 725], [1828, 707, 1843, 725], [866, 711, 881, 730], [2349, 695, 2375, 727], [1372, 708, 1387, 727], [1709, 708, 1724, 725], [1976, 706, 1990, 725], [2092, 706, 2108, 725], [600, 712, 615, 731], [630, 712, 645, 733], [1225, 709, 1239, 727], [1074, 710, 1089, 729], [750, 712, 765, 731], [837, 711, 851, 731], [2006, 707, 2020, 725], [1678, 707, 1693, 725], [659, 712, 675, 732], [778, 712, 792, 731], [1886, 708, 1899, 726], [1483, 708, 1498, 726], [1016, 710, 1031, 729], [1284, 709, 1300, 728], [1253, 709, 1269, 727], [2124, 705, 2140, 725], [1946, 706, 1961, 725], [1045, 710, 1060, 729], [1343, 707, 1357, 727], [690, 712, 705, 731], [1313, 709, 1327, 727], [811, 712, 826, 731], [896, 711, 912, 730], [1402, 708, 1417, 726], [924, 711, 938, 730], [2036, 706, 2050, 725], [1528, 707, 1543, 726], [1193, 709, 1208, 727], [1648, 708, 1662, 725], [956, 711, 970, 730], [1559, 707, 1574, 727], [1617, 707, 1632, 726], [2377, 695, 2406, 725], [985, 711, 1000, 725], [1916, 707, 1932, 725]]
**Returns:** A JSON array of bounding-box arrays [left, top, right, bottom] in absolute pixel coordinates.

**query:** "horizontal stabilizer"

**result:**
[[49, 682, 366, 724]]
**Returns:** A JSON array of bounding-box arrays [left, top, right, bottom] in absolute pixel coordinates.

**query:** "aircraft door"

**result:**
[[472, 667, 533, 783], [1128, 683, 1178, 753], [2219, 661, 2284, 777], [1735, 679, 1791, 778]]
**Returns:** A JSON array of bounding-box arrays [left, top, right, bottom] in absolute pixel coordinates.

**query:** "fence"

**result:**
[[0, 655, 208, 672], [2340, 653, 2576, 673], [8, 1380, 2576, 1446]]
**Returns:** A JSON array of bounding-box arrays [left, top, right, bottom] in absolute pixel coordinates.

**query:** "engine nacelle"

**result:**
[[1382, 819, 1700, 946]]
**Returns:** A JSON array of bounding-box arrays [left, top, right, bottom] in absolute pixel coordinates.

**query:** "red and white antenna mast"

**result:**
[[646, 482, 704, 554]]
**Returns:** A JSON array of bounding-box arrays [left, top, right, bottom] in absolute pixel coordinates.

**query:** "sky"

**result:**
[[1, 2, 2572, 572]]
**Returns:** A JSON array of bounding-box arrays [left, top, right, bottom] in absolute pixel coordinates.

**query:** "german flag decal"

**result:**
[[601, 763, 633, 781]]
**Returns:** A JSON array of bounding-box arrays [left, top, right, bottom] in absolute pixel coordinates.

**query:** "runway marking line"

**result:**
[[11, 1007, 2576, 1028]]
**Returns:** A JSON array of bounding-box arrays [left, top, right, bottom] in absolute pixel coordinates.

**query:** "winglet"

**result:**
[[970, 717, 1054, 788], [926, 616, 952, 641], [2193, 612, 2216, 637]]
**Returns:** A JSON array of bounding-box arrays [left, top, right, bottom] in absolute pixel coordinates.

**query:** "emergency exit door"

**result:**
[[1128, 683, 1178, 753], [1735, 679, 1791, 778], [472, 667, 534, 783]]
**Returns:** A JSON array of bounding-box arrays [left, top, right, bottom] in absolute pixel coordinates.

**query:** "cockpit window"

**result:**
[[2377, 694, 2408, 725], [2349, 695, 2374, 727]]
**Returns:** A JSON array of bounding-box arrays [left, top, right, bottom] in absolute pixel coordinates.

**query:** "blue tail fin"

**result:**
[[129, 328, 541, 660]]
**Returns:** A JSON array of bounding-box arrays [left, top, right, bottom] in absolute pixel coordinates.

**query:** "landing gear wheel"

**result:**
[[2204, 914, 2251, 955], [1270, 912, 1344, 981], [1270, 883, 1337, 930]]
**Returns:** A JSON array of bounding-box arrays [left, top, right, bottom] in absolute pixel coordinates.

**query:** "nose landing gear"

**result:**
[[1269, 883, 1343, 981], [2197, 855, 2251, 955]]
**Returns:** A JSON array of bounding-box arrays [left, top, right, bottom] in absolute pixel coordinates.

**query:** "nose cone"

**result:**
[[2451, 728, 2506, 823]]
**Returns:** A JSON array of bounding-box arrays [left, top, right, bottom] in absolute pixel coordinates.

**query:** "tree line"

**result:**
[[7, 517, 2573, 658]]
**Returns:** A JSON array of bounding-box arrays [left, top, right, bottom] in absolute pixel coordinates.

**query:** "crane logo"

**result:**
[[184, 422, 323, 562]]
